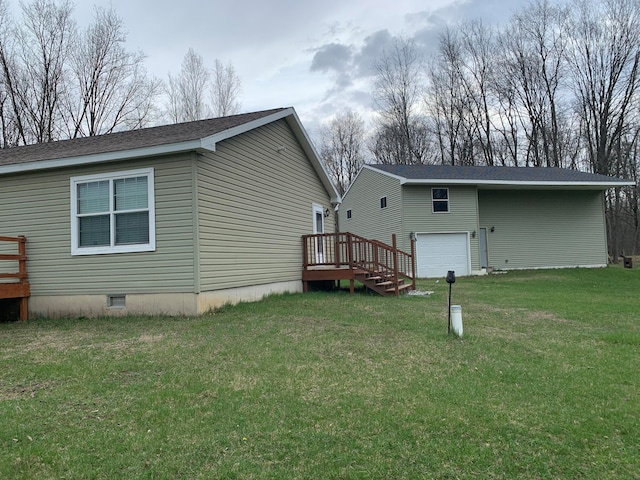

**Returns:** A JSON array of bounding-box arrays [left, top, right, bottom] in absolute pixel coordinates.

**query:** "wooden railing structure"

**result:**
[[302, 232, 416, 296], [0, 236, 30, 321]]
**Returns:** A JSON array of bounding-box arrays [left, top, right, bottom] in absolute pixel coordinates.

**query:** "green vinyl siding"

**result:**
[[478, 190, 608, 269], [197, 119, 335, 291], [402, 185, 480, 269], [338, 168, 402, 246], [0, 155, 196, 295]]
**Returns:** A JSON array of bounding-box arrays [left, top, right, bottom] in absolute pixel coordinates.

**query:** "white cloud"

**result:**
[[71, 0, 553, 134]]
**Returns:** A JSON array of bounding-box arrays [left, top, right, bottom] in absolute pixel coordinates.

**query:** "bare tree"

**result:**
[[370, 116, 432, 165], [458, 20, 497, 165], [2, 0, 75, 144], [0, 1, 167, 145], [498, 0, 571, 167], [0, 0, 21, 147], [491, 76, 521, 166], [210, 59, 241, 117], [319, 111, 367, 195], [606, 127, 640, 257], [426, 27, 477, 165], [566, 0, 640, 260], [372, 36, 428, 164], [66, 6, 162, 137], [166, 48, 210, 122], [568, 0, 640, 176]]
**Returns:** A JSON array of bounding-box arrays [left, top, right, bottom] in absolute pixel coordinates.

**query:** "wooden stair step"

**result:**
[[376, 281, 394, 287], [385, 283, 414, 293]]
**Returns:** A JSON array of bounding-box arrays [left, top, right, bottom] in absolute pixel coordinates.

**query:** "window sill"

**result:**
[[71, 243, 155, 256]]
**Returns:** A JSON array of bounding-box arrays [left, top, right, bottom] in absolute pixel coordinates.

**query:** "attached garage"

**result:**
[[416, 233, 471, 278]]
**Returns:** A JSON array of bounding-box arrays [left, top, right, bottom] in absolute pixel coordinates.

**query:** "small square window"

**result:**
[[346, 209, 352, 219], [380, 196, 387, 209], [432, 188, 449, 213]]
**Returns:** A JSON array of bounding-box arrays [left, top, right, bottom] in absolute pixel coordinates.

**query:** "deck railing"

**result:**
[[302, 232, 416, 291], [0, 235, 30, 321]]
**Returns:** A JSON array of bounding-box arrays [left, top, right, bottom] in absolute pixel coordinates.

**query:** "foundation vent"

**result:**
[[107, 294, 126, 308]]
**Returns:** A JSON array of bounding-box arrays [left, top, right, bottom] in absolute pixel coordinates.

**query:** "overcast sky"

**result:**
[[72, 0, 549, 135]]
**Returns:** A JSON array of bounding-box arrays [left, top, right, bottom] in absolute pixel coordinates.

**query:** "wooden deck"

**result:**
[[302, 232, 416, 296], [0, 236, 30, 321]]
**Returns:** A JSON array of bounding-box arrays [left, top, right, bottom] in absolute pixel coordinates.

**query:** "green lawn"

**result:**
[[1, 267, 638, 479]]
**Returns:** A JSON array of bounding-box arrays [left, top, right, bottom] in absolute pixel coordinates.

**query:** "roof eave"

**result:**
[[400, 178, 636, 189], [0, 139, 212, 175]]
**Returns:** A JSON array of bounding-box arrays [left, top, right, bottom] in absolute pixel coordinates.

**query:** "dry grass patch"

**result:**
[[0, 381, 54, 401]]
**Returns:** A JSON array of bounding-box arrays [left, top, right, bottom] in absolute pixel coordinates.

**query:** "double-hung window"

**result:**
[[432, 188, 449, 213], [71, 168, 155, 255]]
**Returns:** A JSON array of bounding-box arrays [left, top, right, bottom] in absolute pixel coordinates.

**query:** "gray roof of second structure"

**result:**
[[367, 164, 634, 189], [0, 108, 287, 168]]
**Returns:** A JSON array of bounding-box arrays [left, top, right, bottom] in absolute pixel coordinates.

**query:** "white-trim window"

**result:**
[[432, 188, 449, 213], [380, 196, 388, 209], [70, 168, 156, 255]]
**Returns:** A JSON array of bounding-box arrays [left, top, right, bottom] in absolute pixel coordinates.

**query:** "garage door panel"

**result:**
[[416, 233, 470, 278]]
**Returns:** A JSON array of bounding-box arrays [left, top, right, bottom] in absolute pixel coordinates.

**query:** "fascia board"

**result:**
[[200, 108, 295, 149], [364, 165, 408, 183], [400, 178, 636, 188]]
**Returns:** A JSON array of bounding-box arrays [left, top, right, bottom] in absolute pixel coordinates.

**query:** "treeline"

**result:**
[[0, 0, 241, 146], [320, 0, 640, 257]]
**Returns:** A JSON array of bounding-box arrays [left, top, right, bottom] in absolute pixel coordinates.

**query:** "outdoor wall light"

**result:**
[[490, 226, 495, 233], [410, 232, 416, 241], [471, 230, 476, 238], [323, 208, 330, 218], [446, 270, 456, 335]]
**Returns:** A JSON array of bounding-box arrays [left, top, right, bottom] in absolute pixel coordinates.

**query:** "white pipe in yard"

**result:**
[[450, 305, 463, 337]]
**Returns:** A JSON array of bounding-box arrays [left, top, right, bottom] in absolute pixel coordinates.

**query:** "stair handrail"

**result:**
[[302, 232, 416, 290]]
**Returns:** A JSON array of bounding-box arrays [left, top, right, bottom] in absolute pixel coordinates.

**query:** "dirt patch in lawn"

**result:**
[[0, 381, 54, 401]]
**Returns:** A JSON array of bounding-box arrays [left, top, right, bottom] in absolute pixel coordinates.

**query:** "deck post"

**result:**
[[302, 236, 309, 269], [19, 297, 28, 321], [373, 242, 378, 273], [410, 235, 416, 290], [18, 236, 28, 321]]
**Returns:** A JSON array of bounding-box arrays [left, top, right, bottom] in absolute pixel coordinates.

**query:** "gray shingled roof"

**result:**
[[370, 164, 633, 186], [0, 108, 286, 167]]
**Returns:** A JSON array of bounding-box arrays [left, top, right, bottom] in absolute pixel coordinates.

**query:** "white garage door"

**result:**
[[416, 233, 470, 278]]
